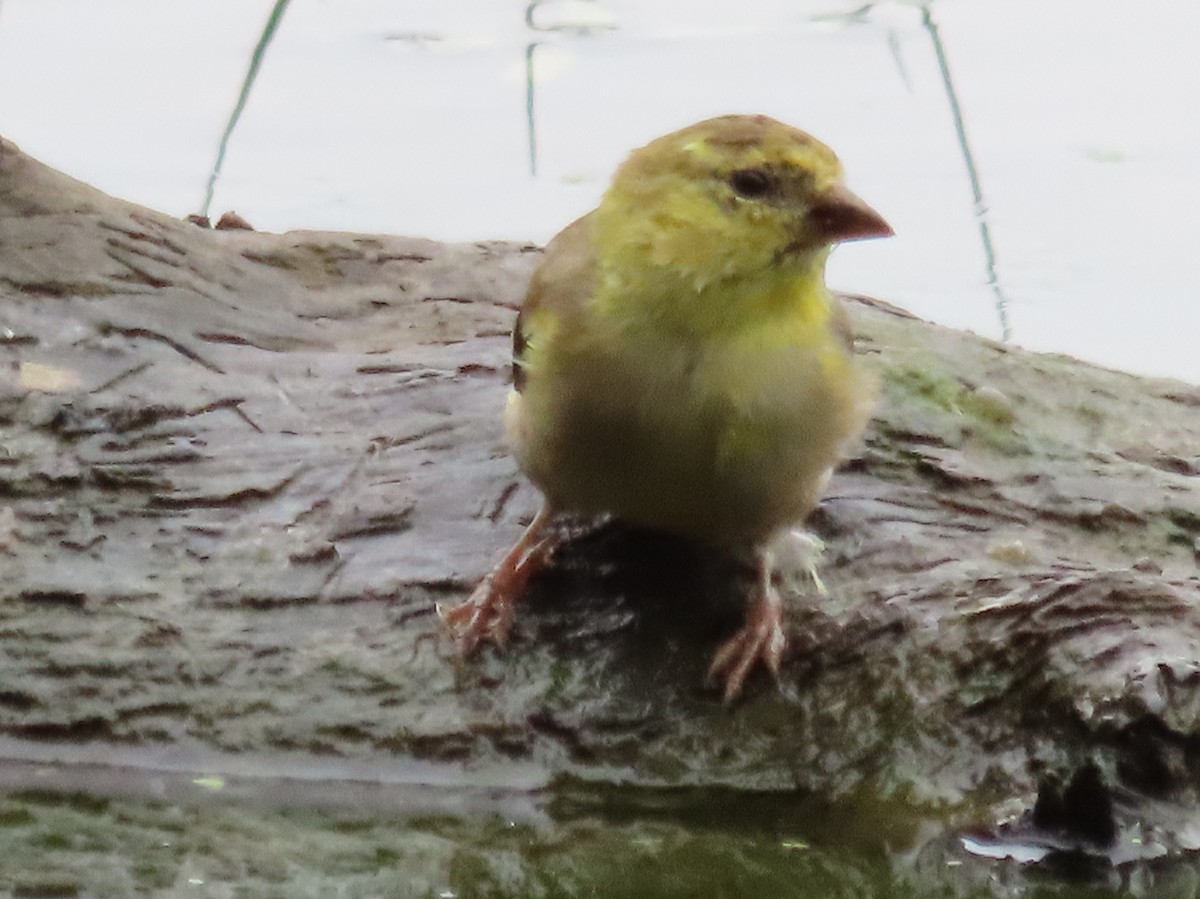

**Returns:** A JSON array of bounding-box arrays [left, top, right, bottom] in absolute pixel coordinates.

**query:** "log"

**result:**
[[2, 134, 1199, 887]]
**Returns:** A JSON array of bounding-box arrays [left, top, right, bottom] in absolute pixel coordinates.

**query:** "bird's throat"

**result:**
[[597, 252, 833, 347]]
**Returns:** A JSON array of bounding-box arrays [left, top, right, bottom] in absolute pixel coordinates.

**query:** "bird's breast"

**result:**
[[511, 318, 872, 547]]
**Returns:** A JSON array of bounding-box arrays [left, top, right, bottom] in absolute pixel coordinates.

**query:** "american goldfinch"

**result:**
[[442, 114, 892, 699]]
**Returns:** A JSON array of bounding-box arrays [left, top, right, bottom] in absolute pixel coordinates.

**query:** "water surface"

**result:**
[[1, 0, 1196, 380]]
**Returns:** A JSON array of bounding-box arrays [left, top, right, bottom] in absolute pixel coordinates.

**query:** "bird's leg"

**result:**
[[707, 547, 787, 701], [439, 505, 556, 655]]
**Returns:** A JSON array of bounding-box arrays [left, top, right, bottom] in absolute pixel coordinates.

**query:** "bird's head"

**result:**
[[594, 114, 892, 293]]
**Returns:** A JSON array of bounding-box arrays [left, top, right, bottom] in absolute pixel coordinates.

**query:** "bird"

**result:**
[[440, 114, 892, 699]]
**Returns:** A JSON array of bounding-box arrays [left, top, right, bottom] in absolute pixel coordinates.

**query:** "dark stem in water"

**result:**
[[200, 0, 292, 219], [922, 4, 1012, 342]]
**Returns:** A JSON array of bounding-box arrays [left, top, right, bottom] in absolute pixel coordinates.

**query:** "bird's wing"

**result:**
[[513, 212, 598, 393]]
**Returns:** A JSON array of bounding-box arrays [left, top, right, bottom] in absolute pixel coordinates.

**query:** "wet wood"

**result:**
[[2, 135, 1199, 862]]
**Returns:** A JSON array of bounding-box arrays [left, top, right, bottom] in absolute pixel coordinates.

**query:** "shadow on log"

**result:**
[[2, 135, 1200, 889]]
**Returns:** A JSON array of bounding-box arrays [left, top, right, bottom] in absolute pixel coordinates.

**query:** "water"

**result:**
[[1, 1, 1197, 381], [6, 748, 1189, 898]]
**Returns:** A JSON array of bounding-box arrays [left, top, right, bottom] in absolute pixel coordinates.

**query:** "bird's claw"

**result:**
[[438, 581, 517, 655], [707, 560, 787, 701], [438, 506, 555, 659]]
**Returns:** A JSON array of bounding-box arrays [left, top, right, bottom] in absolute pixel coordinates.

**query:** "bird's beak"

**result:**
[[807, 183, 893, 244]]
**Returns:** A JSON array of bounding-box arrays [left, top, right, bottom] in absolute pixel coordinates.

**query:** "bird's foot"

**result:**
[[438, 505, 555, 656], [707, 575, 786, 702], [438, 575, 519, 655]]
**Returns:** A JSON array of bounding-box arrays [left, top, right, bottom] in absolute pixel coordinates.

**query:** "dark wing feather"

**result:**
[[512, 212, 598, 394]]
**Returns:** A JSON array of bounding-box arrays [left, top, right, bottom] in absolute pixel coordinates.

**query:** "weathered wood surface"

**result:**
[[2, 134, 1200, 862]]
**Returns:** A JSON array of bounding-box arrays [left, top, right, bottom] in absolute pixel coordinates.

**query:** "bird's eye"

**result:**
[[728, 168, 774, 199]]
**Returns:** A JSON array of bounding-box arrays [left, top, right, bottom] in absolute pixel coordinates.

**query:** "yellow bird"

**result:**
[[442, 114, 892, 699]]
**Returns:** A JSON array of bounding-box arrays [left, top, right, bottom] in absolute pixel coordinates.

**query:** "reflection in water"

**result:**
[[524, 42, 540, 176], [2, 1, 1188, 378], [921, 4, 1012, 341], [524, 0, 618, 176], [200, 0, 292, 219]]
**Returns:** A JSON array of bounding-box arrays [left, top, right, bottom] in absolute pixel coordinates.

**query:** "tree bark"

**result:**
[[2, 135, 1199, 866]]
